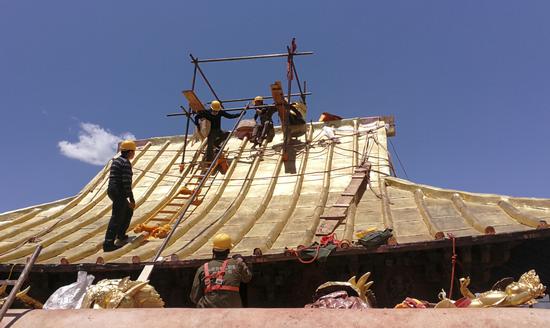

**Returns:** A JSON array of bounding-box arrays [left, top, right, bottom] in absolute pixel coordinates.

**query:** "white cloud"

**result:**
[[58, 123, 136, 165]]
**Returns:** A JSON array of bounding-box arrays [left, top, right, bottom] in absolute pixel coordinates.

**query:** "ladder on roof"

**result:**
[[134, 158, 221, 239], [0, 245, 42, 321], [138, 109, 246, 282]]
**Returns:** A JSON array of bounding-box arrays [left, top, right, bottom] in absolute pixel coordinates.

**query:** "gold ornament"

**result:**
[[81, 277, 164, 309], [435, 270, 546, 308], [0, 285, 43, 309], [314, 272, 375, 305]]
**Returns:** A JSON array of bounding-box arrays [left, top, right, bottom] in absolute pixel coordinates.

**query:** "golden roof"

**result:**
[[0, 117, 548, 265]]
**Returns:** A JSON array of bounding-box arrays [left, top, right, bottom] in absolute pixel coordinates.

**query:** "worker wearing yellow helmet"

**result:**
[[190, 233, 252, 308], [194, 100, 240, 163], [103, 139, 137, 252], [251, 95, 277, 148]]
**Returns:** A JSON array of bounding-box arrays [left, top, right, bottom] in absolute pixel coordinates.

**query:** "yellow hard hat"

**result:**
[[210, 100, 221, 111], [212, 233, 233, 251], [254, 96, 263, 103], [120, 140, 136, 151]]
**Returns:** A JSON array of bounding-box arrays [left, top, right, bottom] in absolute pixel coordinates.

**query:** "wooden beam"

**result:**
[[452, 193, 495, 234], [414, 189, 444, 240]]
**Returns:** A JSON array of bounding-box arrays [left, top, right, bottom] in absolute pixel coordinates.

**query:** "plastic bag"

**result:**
[[43, 271, 95, 310]]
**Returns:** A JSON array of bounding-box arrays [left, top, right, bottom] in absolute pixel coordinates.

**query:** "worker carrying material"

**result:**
[[251, 96, 277, 148], [190, 233, 252, 308], [103, 140, 136, 252], [194, 100, 240, 162]]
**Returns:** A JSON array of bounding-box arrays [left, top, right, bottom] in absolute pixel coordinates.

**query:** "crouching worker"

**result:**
[[199, 100, 240, 163], [103, 140, 136, 252], [190, 233, 252, 307], [251, 96, 276, 148]]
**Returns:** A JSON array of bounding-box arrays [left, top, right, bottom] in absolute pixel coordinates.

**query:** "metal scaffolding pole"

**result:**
[[193, 51, 313, 63]]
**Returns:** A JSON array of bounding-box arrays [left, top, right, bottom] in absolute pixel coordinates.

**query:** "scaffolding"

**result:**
[[139, 39, 313, 281]]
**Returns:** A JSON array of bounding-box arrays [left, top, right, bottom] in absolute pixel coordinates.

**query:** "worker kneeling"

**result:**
[[190, 233, 252, 308]]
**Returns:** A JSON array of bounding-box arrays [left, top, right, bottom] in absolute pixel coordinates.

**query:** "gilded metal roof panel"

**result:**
[[1, 117, 550, 265]]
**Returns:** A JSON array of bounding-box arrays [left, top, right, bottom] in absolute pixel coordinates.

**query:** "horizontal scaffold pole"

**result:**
[[166, 104, 279, 117], [193, 51, 313, 63], [207, 92, 312, 104]]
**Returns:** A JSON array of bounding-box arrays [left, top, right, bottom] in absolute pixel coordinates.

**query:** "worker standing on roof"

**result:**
[[251, 96, 277, 149], [103, 140, 136, 252], [190, 233, 252, 307], [196, 100, 240, 162]]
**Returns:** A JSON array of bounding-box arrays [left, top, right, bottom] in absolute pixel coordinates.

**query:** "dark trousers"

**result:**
[[205, 130, 230, 162], [252, 121, 274, 146], [104, 190, 133, 245]]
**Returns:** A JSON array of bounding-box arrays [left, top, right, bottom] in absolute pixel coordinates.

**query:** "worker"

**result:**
[[195, 100, 240, 162], [251, 96, 277, 148], [103, 140, 136, 252], [190, 233, 252, 307]]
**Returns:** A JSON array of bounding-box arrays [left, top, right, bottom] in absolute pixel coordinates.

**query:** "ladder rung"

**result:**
[[167, 202, 185, 206], [0, 279, 18, 285], [174, 195, 189, 199], [192, 176, 216, 181], [159, 210, 178, 214], [150, 218, 171, 222], [165, 204, 184, 208]]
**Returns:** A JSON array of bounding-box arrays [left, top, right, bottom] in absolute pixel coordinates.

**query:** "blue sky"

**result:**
[[1, 1, 549, 212]]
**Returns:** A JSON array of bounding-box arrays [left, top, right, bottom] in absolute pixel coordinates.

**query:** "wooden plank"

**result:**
[[321, 207, 348, 218], [137, 264, 154, 282], [182, 90, 206, 112], [271, 81, 287, 126]]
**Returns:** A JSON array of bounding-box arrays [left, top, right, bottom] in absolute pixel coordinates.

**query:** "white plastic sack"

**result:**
[[43, 271, 95, 310], [190, 118, 211, 145], [322, 126, 341, 143]]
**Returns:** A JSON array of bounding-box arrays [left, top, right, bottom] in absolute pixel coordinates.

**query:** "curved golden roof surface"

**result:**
[[0, 117, 548, 265]]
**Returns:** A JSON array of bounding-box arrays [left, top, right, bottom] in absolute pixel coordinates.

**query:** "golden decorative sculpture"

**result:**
[[0, 285, 43, 309], [459, 270, 546, 307], [316, 273, 374, 302], [306, 272, 376, 308], [436, 270, 546, 308], [81, 277, 164, 309]]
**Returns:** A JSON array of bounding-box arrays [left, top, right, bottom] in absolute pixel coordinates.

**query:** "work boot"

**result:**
[[103, 240, 122, 252], [118, 234, 129, 241], [115, 235, 130, 246]]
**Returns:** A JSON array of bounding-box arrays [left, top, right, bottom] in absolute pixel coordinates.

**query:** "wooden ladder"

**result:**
[[134, 161, 219, 238], [0, 245, 42, 321]]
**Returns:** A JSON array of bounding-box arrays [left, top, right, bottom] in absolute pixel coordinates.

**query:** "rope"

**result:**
[[447, 233, 457, 299], [389, 138, 409, 179], [285, 233, 340, 264], [287, 244, 321, 264], [5, 264, 16, 281]]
